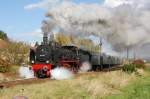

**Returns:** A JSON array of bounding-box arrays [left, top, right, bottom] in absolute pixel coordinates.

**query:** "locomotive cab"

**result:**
[[58, 45, 80, 72]]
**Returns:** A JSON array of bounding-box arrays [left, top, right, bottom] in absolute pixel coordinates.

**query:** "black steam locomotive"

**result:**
[[29, 33, 121, 78]]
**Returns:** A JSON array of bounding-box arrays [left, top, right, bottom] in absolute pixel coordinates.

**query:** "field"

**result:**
[[106, 75, 150, 99], [1, 69, 149, 99]]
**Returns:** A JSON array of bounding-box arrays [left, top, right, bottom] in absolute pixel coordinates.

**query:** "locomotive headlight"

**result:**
[[46, 60, 49, 63], [31, 60, 34, 64], [43, 66, 48, 71]]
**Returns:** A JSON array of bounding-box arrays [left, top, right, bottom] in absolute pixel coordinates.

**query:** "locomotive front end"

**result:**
[[32, 64, 53, 78], [30, 44, 54, 78]]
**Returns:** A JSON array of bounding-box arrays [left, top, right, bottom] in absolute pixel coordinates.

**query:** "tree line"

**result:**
[[0, 30, 8, 40], [0, 30, 29, 64]]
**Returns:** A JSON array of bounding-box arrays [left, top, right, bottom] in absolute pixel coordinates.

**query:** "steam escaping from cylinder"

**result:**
[[19, 66, 34, 79], [79, 62, 92, 73], [51, 67, 74, 80]]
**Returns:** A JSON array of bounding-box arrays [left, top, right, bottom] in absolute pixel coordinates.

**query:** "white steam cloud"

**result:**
[[79, 62, 92, 72], [25, 0, 150, 52], [51, 67, 74, 80], [19, 66, 34, 79]]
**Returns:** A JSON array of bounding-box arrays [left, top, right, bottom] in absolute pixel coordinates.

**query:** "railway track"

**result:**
[[102, 65, 123, 72], [0, 78, 50, 88], [0, 65, 122, 89]]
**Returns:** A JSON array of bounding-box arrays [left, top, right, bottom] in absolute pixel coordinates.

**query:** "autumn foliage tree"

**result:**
[[55, 33, 72, 45], [0, 41, 29, 65], [55, 33, 101, 53]]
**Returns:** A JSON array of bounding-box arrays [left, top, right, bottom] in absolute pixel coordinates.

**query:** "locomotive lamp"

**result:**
[[43, 66, 48, 71], [46, 60, 50, 63], [31, 60, 34, 64]]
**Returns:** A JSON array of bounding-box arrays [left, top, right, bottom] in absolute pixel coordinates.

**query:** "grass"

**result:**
[[9, 65, 20, 73], [0, 79, 91, 99], [105, 72, 150, 99], [0, 71, 137, 99]]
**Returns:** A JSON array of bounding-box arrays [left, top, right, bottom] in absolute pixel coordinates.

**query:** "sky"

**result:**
[[0, 0, 149, 58], [0, 0, 104, 43], [0, 0, 45, 43]]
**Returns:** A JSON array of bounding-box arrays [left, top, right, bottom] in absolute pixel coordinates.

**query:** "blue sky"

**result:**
[[0, 0, 104, 43], [0, 0, 45, 43]]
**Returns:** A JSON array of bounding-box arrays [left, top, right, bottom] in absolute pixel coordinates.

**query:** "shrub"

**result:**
[[0, 30, 8, 40], [122, 64, 136, 73], [0, 58, 10, 73], [0, 65, 9, 73], [132, 59, 146, 69], [0, 41, 29, 65]]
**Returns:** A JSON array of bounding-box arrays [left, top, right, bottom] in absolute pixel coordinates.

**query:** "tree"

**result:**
[[77, 38, 100, 53], [55, 33, 72, 45], [55, 33, 101, 53], [0, 41, 29, 65], [0, 30, 8, 40]]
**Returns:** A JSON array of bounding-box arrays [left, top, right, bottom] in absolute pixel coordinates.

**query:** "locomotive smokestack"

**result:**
[[43, 32, 48, 45], [41, 20, 51, 45]]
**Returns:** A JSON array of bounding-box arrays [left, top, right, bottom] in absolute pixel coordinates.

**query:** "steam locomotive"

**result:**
[[30, 33, 121, 78]]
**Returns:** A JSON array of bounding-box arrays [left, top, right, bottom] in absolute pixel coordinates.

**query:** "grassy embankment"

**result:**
[[106, 70, 150, 99], [1, 69, 149, 99], [0, 59, 150, 99]]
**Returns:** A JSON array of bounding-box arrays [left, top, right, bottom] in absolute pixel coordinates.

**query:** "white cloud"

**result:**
[[24, 0, 56, 10], [103, 0, 133, 8], [24, 0, 70, 10]]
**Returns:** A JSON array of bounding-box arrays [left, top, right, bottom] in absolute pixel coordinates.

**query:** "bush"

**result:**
[[0, 58, 10, 73], [122, 64, 136, 73], [0, 65, 9, 73], [0, 41, 29, 65], [133, 59, 146, 69], [0, 30, 8, 40]]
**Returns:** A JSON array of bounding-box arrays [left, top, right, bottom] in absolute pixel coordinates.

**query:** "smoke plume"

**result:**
[[38, 0, 150, 52], [19, 66, 34, 79], [51, 67, 74, 80]]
